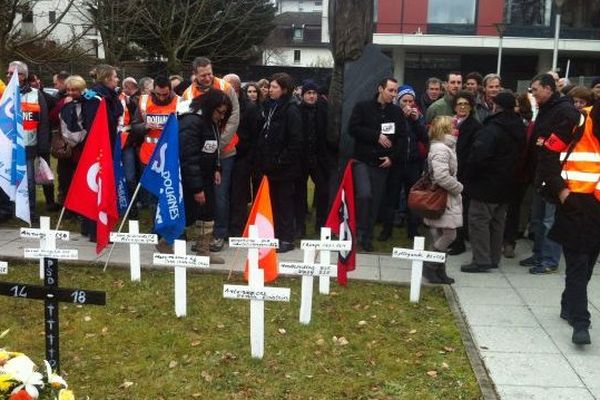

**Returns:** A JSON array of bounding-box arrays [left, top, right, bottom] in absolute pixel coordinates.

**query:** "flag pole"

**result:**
[[55, 206, 66, 231], [102, 182, 141, 271]]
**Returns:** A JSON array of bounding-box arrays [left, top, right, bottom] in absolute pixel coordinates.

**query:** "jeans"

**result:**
[[122, 146, 138, 187], [561, 246, 600, 329], [213, 156, 235, 239], [531, 193, 562, 267]]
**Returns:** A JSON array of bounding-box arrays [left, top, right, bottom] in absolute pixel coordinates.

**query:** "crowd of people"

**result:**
[[1, 58, 599, 345]]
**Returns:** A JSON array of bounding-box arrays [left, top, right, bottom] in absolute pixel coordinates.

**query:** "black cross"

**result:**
[[0, 258, 106, 372]]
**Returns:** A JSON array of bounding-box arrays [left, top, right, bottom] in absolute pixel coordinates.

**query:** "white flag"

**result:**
[[0, 72, 30, 224]]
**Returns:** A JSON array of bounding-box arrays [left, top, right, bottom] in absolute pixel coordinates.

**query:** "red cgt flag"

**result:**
[[64, 99, 118, 254], [243, 176, 278, 283], [325, 160, 356, 286]]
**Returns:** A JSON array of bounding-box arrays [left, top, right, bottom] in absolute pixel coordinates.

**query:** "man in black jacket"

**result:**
[[294, 80, 336, 237], [533, 75, 599, 345], [461, 91, 526, 273], [520, 74, 579, 275], [349, 77, 407, 251]]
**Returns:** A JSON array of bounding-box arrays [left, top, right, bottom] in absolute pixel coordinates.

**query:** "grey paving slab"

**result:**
[[355, 253, 379, 268], [379, 266, 410, 283], [460, 304, 538, 327], [496, 385, 595, 400], [565, 355, 600, 390], [590, 387, 600, 399], [452, 272, 512, 289], [472, 326, 559, 354], [453, 286, 524, 306], [504, 273, 565, 289], [546, 327, 600, 357], [530, 306, 600, 332], [481, 352, 584, 387], [348, 266, 381, 281], [515, 288, 565, 307]]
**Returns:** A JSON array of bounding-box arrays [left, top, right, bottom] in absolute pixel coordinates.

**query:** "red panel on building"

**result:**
[[378, 0, 428, 34], [477, 0, 505, 36]]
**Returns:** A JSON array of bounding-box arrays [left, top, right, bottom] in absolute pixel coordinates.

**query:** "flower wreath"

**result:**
[[0, 348, 74, 400]]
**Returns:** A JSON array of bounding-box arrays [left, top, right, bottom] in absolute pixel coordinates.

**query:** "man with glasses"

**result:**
[[0, 61, 50, 223]]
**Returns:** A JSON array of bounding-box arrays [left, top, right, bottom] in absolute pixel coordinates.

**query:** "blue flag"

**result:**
[[113, 135, 129, 216], [0, 72, 30, 224], [139, 114, 185, 244]]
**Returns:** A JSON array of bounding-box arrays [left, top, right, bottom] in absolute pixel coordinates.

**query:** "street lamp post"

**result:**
[[552, 0, 566, 71], [494, 22, 507, 76]]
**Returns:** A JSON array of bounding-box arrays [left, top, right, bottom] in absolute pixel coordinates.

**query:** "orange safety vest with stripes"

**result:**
[[118, 92, 132, 149], [138, 94, 180, 164], [182, 78, 238, 152], [22, 90, 41, 147], [560, 107, 600, 202]]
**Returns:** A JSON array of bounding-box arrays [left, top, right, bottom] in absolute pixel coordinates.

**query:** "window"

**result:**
[[293, 50, 301, 64], [315, 0, 322, 5], [22, 4, 33, 23], [49, 11, 56, 24], [293, 26, 304, 41], [506, 0, 552, 26], [427, 0, 476, 24]]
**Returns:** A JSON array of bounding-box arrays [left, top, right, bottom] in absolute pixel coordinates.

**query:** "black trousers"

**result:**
[[380, 161, 423, 238], [503, 183, 529, 246], [562, 246, 600, 330], [57, 156, 77, 204], [353, 161, 389, 245], [293, 163, 330, 236], [229, 155, 253, 237], [269, 178, 295, 243]]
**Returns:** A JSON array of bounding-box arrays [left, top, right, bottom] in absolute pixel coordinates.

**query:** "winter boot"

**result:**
[[436, 260, 455, 284], [196, 221, 225, 264], [422, 262, 442, 284]]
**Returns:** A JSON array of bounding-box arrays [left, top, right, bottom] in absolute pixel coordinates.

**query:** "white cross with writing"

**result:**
[[153, 239, 209, 317], [20, 216, 71, 279], [300, 227, 351, 295], [0, 261, 7, 275], [110, 220, 158, 282], [224, 225, 290, 359], [280, 228, 339, 324], [392, 236, 446, 303]]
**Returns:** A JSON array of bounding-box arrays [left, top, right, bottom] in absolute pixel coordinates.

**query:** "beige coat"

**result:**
[[423, 134, 463, 229]]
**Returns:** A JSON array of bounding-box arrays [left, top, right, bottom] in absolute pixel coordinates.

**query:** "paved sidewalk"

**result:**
[[0, 227, 598, 399], [447, 240, 600, 400]]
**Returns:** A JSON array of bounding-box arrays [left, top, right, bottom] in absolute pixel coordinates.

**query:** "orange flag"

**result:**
[[243, 176, 278, 283]]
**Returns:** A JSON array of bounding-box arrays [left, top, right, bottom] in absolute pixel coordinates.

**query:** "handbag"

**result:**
[[34, 157, 55, 185], [408, 170, 448, 219], [51, 132, 72, 159]]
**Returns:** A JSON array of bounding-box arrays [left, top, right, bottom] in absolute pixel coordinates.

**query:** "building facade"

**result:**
[[375, 0, 600, 91]]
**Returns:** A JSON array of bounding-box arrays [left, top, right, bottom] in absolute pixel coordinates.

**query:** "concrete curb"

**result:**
[[444, 285, 499, 400]]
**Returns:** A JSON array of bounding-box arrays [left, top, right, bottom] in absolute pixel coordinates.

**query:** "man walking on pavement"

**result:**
[[533, 72, 600, 345]]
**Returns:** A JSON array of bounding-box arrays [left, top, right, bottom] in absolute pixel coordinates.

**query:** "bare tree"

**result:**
[[130, 0, 275, 74], [327, 0, 374, 149], [0, 0, 87, 70]]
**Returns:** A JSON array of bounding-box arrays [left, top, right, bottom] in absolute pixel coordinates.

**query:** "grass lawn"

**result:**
[[0, 263, 482, 399]]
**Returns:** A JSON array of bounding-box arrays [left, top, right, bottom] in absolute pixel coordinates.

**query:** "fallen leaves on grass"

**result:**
[[427, 370, 438, 378], [119, 381, 134, 389], [168, 360, 178, 368], [332, 336, 349, 346], [200, 370, 213, 382]]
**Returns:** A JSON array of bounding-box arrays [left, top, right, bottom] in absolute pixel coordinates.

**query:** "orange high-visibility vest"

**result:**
[[22, 90, 40, 147], [182, 77, 238, 153], [560, 107, 600, 202], [138, 94, 180, 164], [118, 92, 132, 149]]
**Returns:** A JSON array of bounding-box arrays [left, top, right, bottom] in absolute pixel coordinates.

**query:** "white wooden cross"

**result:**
[[279, 234, 338, 325], [392, 236, 446, 303], [109, 220, 158, 282], [20, 216, 71, 279], [300, 227, 351, 295], [224, 225, 290, 359], [153, 239, 209, 317], [0, 261, 7, 275]]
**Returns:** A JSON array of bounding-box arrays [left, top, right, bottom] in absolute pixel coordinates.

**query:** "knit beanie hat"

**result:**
[[301, 80, 319, 96], [397, 84, 416, 101]]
